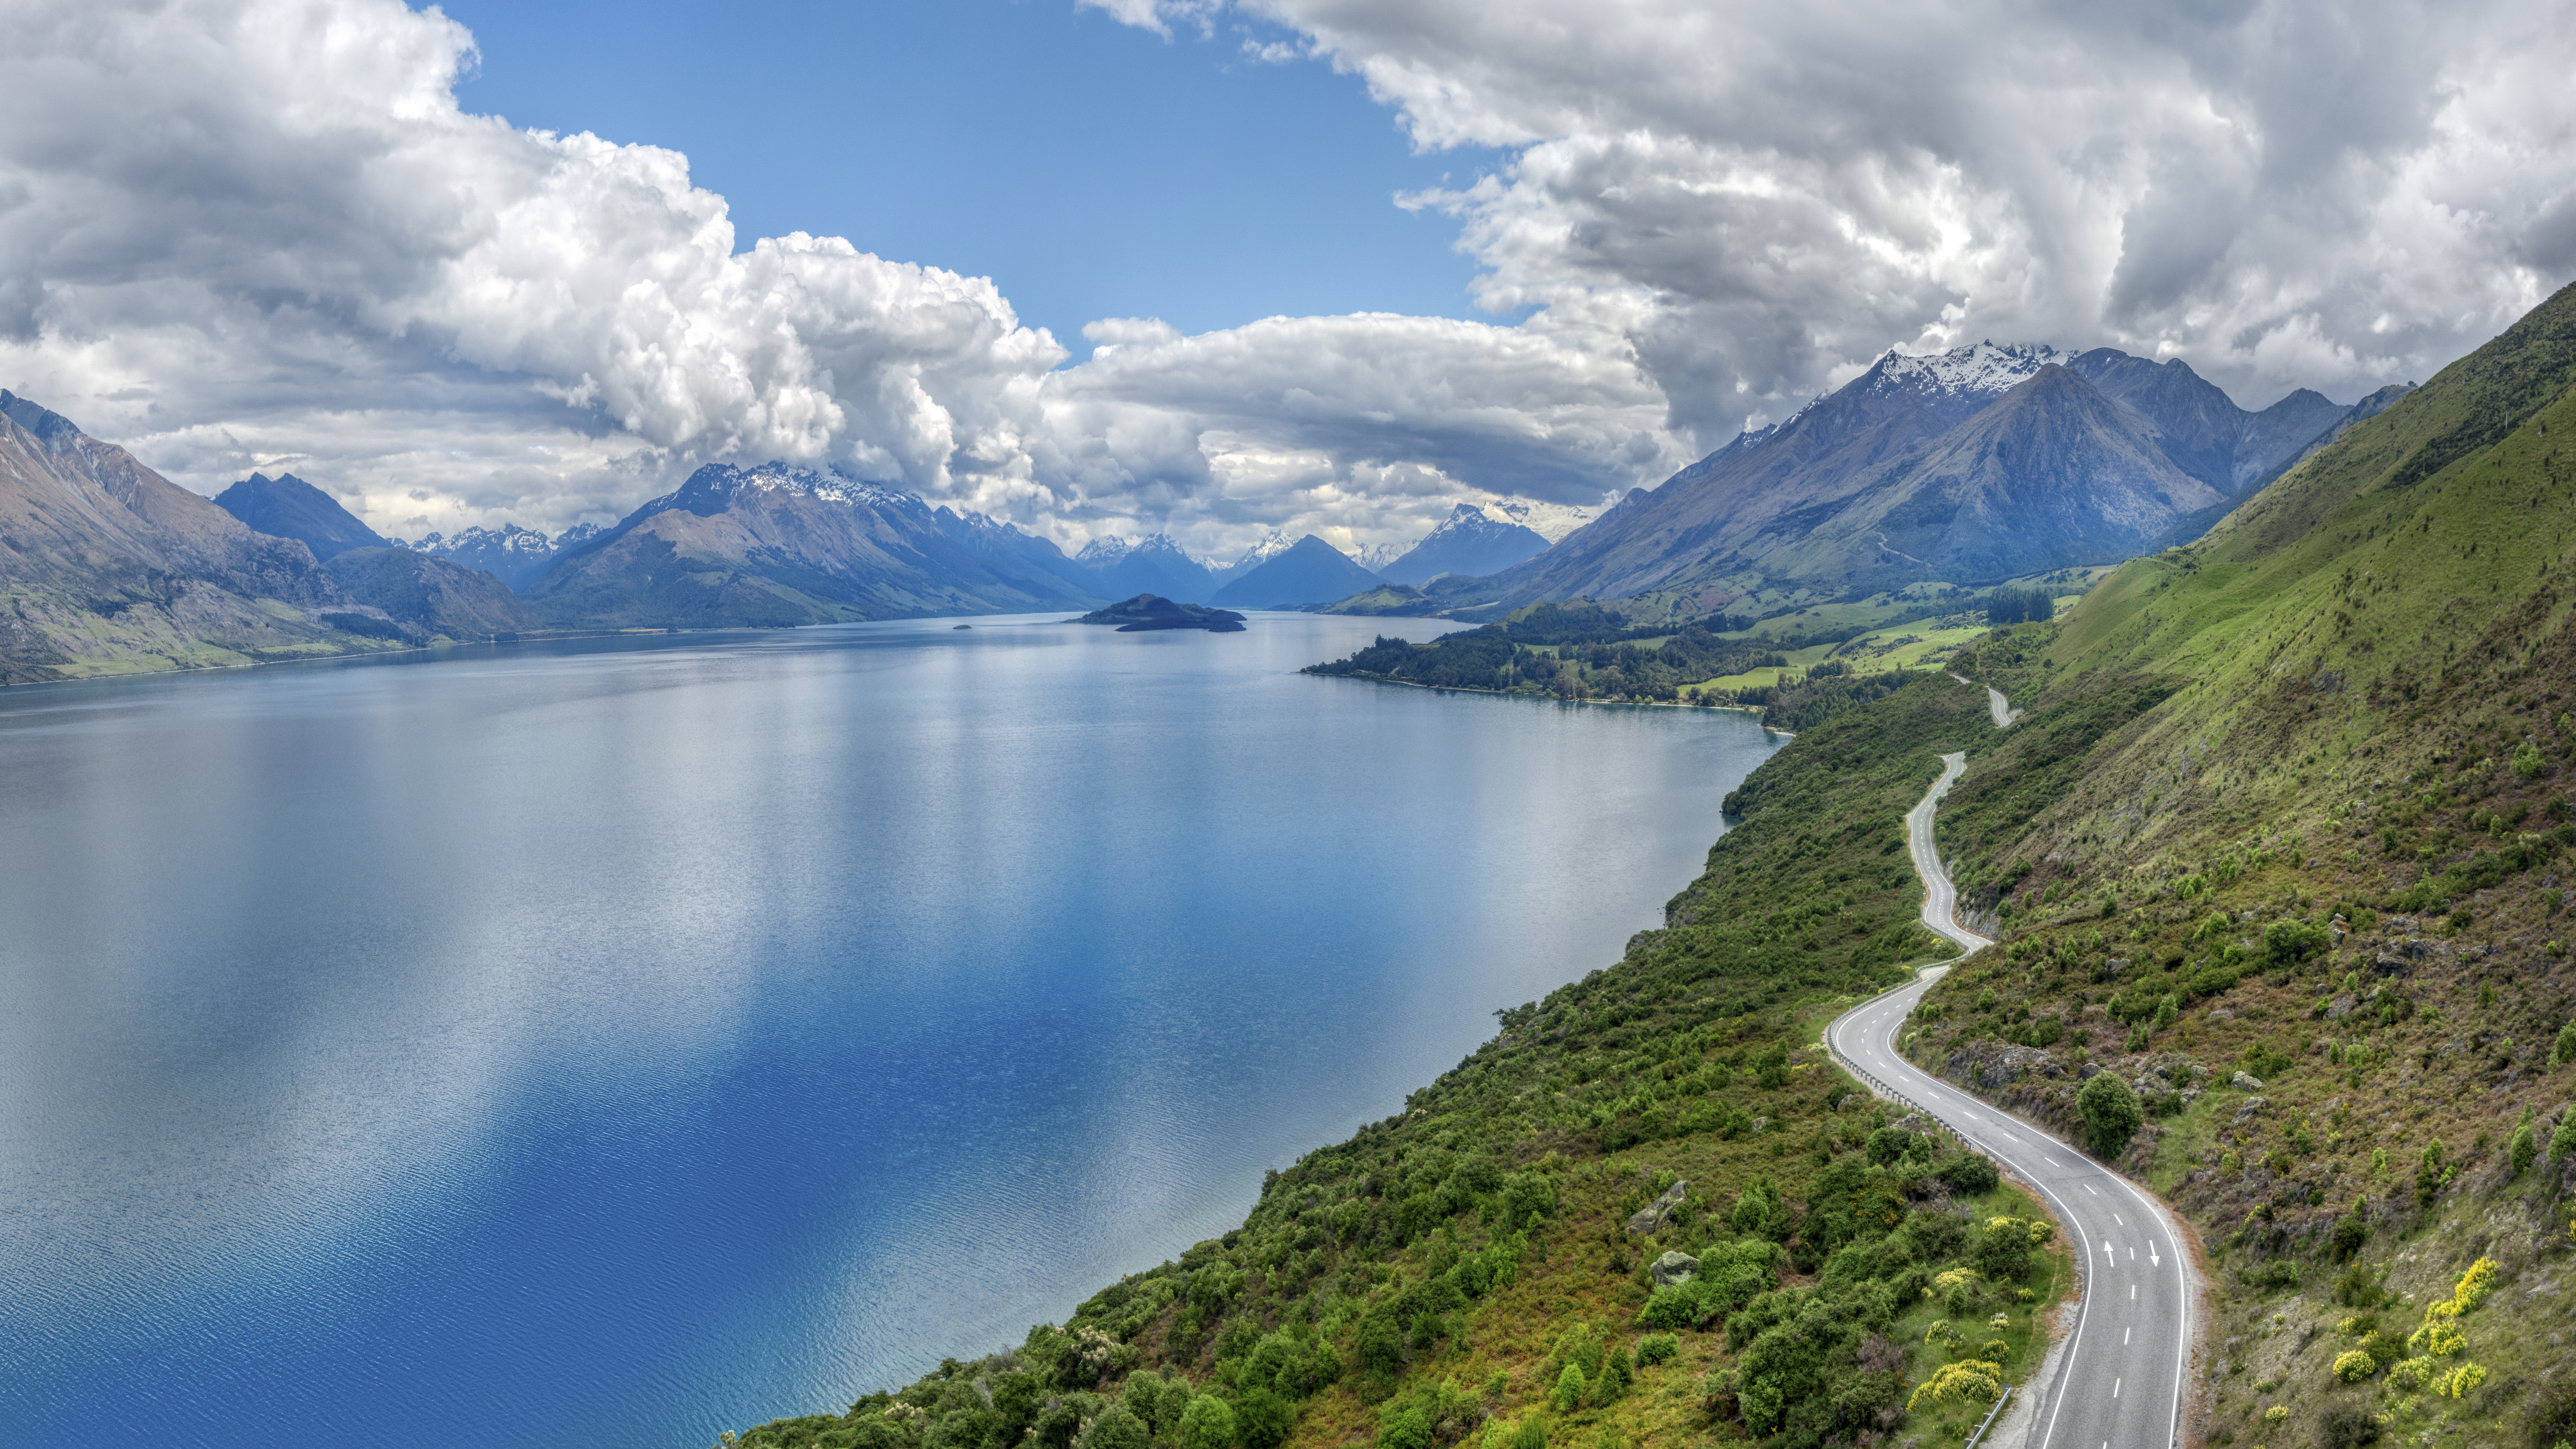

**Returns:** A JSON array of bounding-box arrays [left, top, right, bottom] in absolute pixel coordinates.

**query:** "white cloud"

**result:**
[[4, 0, 2572, 562], [1207, 0, 2576, 423]]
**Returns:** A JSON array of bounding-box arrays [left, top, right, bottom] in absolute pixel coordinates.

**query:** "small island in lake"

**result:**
[[1072, 594, 1248, 632]]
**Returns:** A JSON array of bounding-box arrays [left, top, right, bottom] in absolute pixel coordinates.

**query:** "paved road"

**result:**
[[1949, 670, 2023, 728], [1827, 749, 2193, 1449]]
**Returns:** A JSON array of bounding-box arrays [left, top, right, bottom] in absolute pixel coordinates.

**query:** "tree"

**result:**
[[1080, 1407, 1151, 1449], [1180, 1394, 1238, 1449], [1551, 1362, 1587, 1414], [2076, 1072, 2144, 1158], [1234, 1389, 1293, 1449]]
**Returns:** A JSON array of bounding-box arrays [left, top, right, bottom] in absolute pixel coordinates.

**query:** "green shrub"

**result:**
[[2319, 1404, 2383, 1449], [1551, 1363, 1586, 1414], [1636, 1334, 1678, 1366], [2076, 1073, 2144, 1158], [1181, 1395, 1237, 1449]]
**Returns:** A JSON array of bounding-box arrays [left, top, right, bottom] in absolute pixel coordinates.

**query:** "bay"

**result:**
[[0, 612, 1784, 1448]]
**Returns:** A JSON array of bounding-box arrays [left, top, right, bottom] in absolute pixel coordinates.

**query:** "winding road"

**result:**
[[1825, 681, 2195, 1449]]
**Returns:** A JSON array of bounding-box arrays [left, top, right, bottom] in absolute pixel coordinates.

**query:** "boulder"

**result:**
[[1626, 1180, 1688, 1235], [2231, 1071, 2265, 1090], [1651, 1250, 1701, 1287]]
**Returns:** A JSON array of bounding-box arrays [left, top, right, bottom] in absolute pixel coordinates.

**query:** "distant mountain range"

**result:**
[[1442, 341, 2408, 611], [406, 523, 602, 590], [0, 331, 2416, 679], [1073, 534, 1223, 603], [518, 461, 1107, 628], [0, 391, 472, 681]]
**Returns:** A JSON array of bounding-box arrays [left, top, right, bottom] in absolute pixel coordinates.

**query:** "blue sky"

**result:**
[[443, 0, 1502, 350]]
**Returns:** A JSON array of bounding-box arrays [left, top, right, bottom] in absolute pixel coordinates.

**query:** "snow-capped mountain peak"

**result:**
[[1226, 529, 1297, 571], [1866, 340, 2077, 400], [724, 460, 919, 513], [1475, 496, 1596, 543]]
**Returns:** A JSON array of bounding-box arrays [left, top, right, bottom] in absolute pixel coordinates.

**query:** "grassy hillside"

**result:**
[[1899, 281, 2576, 1449], [724, 675, 2100, 1449]]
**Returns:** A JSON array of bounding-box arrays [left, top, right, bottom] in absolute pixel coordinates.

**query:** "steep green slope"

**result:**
[[1900, 281, 2576, 1449], [724, 676, 2098, 1449]]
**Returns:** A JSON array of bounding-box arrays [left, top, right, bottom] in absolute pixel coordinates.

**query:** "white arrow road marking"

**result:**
[[2149, 1242, 2162, 1267], [2102, 1240, 2115, 1264]]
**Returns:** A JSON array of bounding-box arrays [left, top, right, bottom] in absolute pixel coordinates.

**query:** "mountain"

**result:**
[[1209, 529, 1299, 589], [0, 391, 409, 681], [519, 461, 1107, 628], [1378, 503, 1553, 586], [212, 472, 389, 560], [321, 547, 529, 637], [1073, 533, 1221, 604], [1463, 340, 2401, 609], [407, 523, 602, 591], [1205, 534, 1384, 609]]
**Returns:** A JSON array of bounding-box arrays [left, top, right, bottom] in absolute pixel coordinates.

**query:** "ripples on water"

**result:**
[[0, 613, 1784, 1448]]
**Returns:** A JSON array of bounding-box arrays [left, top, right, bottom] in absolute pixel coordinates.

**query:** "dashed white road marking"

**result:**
[[2083, 1184, 2097, 1195], [2125, 1327, 2131, 1344], [2113, 1213, 2125, 1225], [2114, 1379, 2122, 1399]]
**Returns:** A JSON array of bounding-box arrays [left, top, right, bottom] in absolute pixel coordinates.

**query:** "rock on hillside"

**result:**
[[0, 391, 398, 682], [520, 461, 1106, 628]]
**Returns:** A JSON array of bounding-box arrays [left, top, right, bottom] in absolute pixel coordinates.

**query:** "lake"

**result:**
[[0, 613, 1785, 1447]]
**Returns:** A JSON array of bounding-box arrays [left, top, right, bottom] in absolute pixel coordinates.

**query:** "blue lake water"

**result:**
[[0, 613, 1785, 1448]]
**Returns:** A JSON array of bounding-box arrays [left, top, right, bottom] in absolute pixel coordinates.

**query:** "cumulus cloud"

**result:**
[[1122, 0, 2576, 433], [4, 0, 2572, 560]]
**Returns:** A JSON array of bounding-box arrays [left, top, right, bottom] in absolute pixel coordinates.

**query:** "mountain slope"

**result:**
[[1206, 535, 1383, 609], [1379, 504, 1553, 586], [0, 391, 402, 681], [520, 461, 1105, 628], [1075, 534, 1221, 604], [212, 472, 390, 560], [322, 547, 529, 637], [1878, 278, 2576, 1449], [1466, 343, 2398, 611], [1763, 365, 2225, 581]]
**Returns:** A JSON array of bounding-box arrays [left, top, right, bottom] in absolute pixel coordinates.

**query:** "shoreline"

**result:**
[[1304, 669, 1799, 733]]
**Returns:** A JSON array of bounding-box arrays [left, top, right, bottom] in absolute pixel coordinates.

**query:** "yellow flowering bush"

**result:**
[[2265, 1407, 2289, 1423], [2427, 1257, 2498, 1319], [2331, 1351, 2376, 1384], [2384, 1358, 2434, 1393], [2406, 1321, 2465, 1358], [2436, 1363, 2488, 1399], [1907, 1360, 2003, 1411]]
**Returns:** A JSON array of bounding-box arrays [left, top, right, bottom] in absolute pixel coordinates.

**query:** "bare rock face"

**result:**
[[1651, 1250, 1701, 1287], [1626, 1180, 1687, 1235]]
